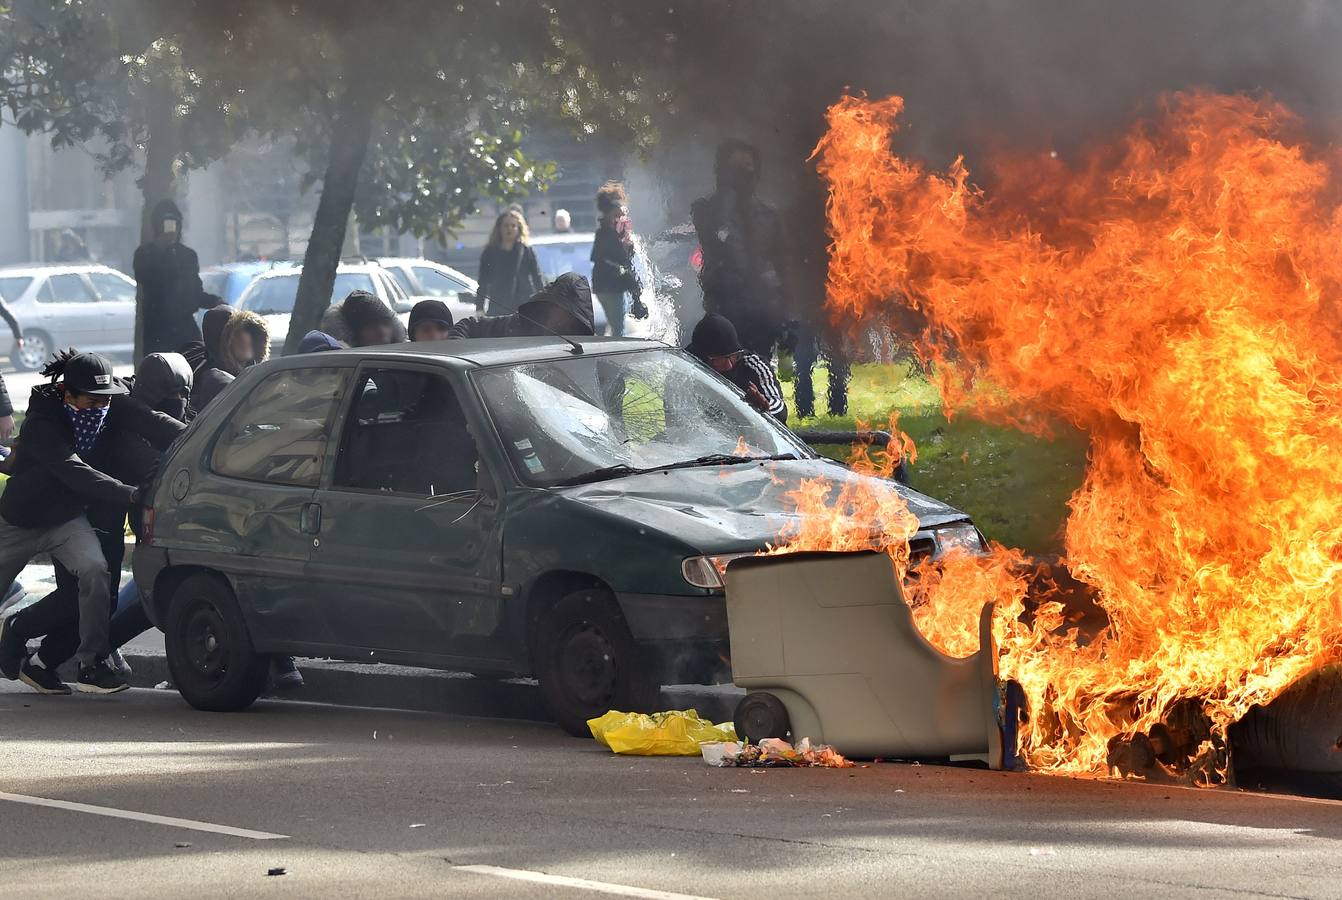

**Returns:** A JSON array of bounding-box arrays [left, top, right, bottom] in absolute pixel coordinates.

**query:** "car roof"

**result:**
[[0, 263, 130, 277], [528, 233, 596, 246], [275, 336, 671, 369]]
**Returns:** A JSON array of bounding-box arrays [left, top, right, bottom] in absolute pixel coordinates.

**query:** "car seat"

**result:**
[[724, 550, 1020, 767]]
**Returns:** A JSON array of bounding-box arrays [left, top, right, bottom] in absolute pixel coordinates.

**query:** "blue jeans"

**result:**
[[596, 292, 626, 337]]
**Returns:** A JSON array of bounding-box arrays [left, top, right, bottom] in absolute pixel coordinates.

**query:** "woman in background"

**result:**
[[590, 182, 642, 337], [476, 209, 543, 316]]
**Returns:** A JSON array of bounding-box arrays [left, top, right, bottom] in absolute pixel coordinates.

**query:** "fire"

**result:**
[[782, 90, 1342, 775]]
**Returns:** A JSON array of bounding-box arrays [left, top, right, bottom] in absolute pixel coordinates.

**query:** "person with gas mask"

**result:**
[[0, 352, 184, 694], [133, 200, 219, 357], [691, 139, 790, 361]]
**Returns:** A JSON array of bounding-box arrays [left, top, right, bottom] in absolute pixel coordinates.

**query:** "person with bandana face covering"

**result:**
[[691, 139, 791, 360], [0, 352, 184, 695]]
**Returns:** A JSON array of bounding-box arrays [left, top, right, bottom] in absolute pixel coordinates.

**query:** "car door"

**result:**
[[304, 362, 507, 663], [201, 364, 353, 648], [85, 270, 138, 352], [34, 272, 101, 347]]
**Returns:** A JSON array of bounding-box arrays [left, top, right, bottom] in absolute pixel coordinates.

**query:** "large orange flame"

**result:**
[[785, 90, 1342, 775]]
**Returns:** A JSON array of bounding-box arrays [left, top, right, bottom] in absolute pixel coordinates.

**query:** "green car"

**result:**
[[135, 338, 982, 734]]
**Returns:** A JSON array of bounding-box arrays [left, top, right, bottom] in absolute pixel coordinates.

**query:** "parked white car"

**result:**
[[376, 257, 480, 325], [0, 264, 138, 371], [236, 262, 410, 346]]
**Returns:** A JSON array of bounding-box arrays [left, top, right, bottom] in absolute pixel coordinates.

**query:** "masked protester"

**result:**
[[450, 273, 595, 340], [191, 305, 271, 414], [133, 200, 219, 357], [691, 140, 790, 360], [686, 313, 787, 423], [0, 352, 184, 694], [408, 300, 455, 342], [320, 291, 405, 347]]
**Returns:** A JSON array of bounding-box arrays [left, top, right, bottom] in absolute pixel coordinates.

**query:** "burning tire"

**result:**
[[535, 588, 660, 737]]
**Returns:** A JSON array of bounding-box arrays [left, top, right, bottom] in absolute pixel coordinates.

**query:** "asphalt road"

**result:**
[[3, 682, 1341, 899]]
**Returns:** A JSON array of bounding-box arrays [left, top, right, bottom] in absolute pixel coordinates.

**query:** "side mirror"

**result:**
[[460, 290, 476, 306]]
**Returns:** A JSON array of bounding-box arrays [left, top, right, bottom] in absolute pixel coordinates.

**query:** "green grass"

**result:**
[[784, 361, 1089, 554]]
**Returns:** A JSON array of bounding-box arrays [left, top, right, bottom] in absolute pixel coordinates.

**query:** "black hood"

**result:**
[[518, 272, 595, 336], [201, 304, 236, 361], [151, 199, 183, 236], [132, 352, 193, 411]]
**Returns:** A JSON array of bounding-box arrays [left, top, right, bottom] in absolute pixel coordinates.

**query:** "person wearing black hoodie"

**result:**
[[0, 352, 183, 694], [450, 272, 595, 340], [321, 290, 404, 347], [191, 304, 271, 414], [133, 200, 219, 357]]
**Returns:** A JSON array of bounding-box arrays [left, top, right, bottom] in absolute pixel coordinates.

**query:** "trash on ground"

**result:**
[[154, 681, 171, 690], [588, 709, 736, 756], [700, 737, 855, 769], [266, 867, 287, 877]]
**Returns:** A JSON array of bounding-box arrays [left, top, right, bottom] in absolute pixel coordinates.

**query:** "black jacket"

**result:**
[[690, 189, 788, 317], [451, 273, 595, 339], [590, 224, 635, 295], [0, 296, 22, 344], [477, 243, 543, 315], [0, 384, 185, 529], [0, 373, 10, 419], [133, 240, 212, 355]]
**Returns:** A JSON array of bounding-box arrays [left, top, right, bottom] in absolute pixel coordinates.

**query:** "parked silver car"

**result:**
[[0, 264, 138, 371]]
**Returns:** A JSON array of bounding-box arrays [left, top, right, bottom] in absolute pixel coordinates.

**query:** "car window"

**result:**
[[40, 273, 96, 303], [532, 241, 594, 283], [474, 349, 805, 487], [87, 271, 136, 302], [201, 271, 228, 297], [376, 270, 408, 303], [0, 276, 33, 303], [333, 368, 479, 497], [412, 266, 469, 297], [386, 266, 416, 295], [242, 275, 299, 314], [331, 272, 376, 302], [212, 368, 348, 488]]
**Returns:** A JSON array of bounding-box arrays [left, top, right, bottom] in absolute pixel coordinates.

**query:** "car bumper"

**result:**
[[131, 544, 170, 627], [617, 591, 732, 686]]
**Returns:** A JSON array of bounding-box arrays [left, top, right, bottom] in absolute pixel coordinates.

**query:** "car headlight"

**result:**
[[934, 523, 986, 556], [682, 552, 757, 589]]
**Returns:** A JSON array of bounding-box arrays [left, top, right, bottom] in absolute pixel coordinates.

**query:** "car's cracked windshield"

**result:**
[[475, 349, 807, 487]]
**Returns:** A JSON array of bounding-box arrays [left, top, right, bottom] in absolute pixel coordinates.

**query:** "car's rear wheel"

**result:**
[[165, 573, 268, 712], [535, 588, 660, 737], [12, 331, 51, 373]]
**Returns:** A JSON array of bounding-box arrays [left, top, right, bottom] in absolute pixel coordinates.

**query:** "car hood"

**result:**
[[554, 458, 969, 554]]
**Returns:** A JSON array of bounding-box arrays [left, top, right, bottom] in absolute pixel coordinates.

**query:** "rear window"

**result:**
[[0, 276, 33, 303], [211, 368, 349, 487]]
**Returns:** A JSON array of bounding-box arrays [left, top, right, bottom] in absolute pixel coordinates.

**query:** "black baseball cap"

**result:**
[[685, 314, 743, 360], [63, 352, 128, 396]]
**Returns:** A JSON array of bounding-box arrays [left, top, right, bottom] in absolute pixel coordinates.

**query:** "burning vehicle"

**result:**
[[133, 337, 980, 736]]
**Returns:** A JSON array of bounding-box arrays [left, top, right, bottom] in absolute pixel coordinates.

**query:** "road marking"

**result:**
[[453, 865, 718, 899], [0, 792, 288, 840]]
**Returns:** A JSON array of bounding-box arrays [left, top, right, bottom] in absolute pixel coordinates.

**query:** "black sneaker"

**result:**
[[18, 657, 72, 695], [0, 615, 25, 680], [75, 661, 129, 694]]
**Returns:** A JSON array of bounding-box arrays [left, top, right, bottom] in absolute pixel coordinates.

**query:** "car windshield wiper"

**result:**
[[555, 464, 652, 487], [659, 452, 799, 472]]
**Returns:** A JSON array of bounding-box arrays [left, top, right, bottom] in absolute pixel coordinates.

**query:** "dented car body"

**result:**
[[135, 338, 982, 732]]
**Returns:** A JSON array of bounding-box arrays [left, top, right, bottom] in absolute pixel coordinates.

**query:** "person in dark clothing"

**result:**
[[0, 373, 14, 444], [320, 291, 404, 347], [476, 209, 543, 316], [408, 299, 454, 342], [450, 273, 595, 340], [590, 181, 639, 337], [1, 289, 24, 371], [691, 140, 790, 360], [298, 330, 344, 353], [0, 352, 183, 694], [190, 304, 270, 414], [133, 200, 219, 357], [55, 228, 90, 263], [686, 313, 787, 423], [793, 314, 850, 419]]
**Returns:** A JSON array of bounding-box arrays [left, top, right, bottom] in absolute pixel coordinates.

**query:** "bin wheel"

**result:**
[[735, 691, 791, 743]]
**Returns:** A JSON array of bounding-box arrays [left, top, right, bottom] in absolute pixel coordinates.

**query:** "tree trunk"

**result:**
[[283, 82, 376, 355], [135, 76, 179, 362]]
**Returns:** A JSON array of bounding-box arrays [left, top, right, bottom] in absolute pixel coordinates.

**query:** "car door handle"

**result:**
[[300, 502, 322, 535]]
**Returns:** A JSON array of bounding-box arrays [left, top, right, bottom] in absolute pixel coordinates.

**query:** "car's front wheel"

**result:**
[[165, 573, 268, 712], [535, 588, 661, 737]]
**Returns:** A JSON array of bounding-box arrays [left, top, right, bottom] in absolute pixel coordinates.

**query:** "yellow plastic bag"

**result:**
[[588, 709, 738, 756]]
